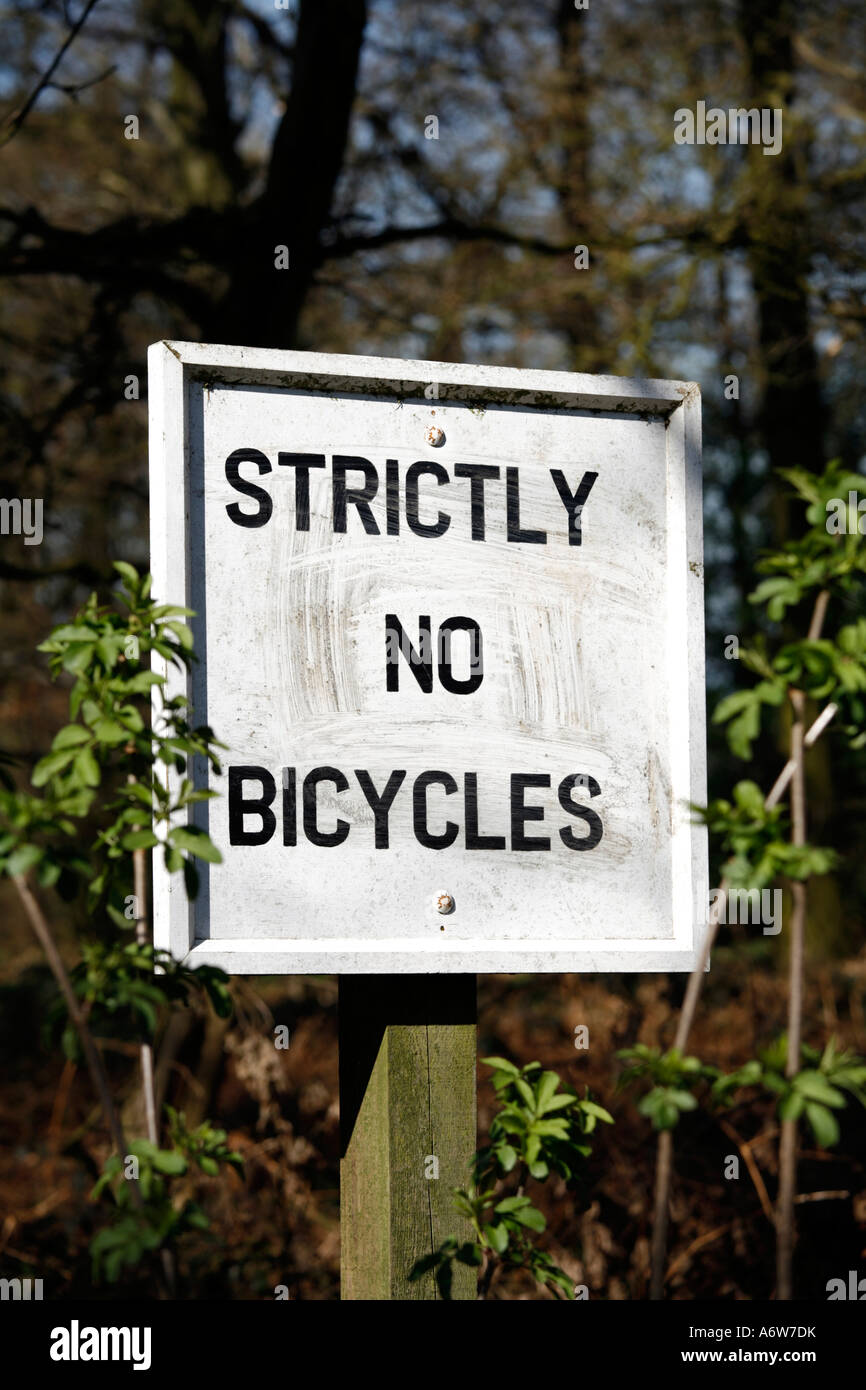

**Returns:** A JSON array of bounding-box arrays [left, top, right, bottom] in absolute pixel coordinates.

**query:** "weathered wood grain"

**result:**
[[339, 975, 476, 1299]]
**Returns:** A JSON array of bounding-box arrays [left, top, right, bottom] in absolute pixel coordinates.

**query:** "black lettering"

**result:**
[[277, 453, 326, 530], [454, 463, 499, 541], [511, 773, 551, 850], [406, 461, 450, 538], [228, 766, 276, 844], [385, 614, 433, 693], [558, 774, 603, 850], [413, 771, 459, 849], [303, 766, 350, 846], [282, 768, 296, 846], [356, 769, 406, 848], [506, 467, 546, 544], [465, 772, 506, 850], [550, 469, 598, 545], [386, 459, 400, 536], [333, 456, 380, 534], [225, 448, 272, 528], [438, 616, 483, 694]]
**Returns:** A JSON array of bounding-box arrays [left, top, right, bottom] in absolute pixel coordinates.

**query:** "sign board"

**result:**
[[148, 343, 707, 974]]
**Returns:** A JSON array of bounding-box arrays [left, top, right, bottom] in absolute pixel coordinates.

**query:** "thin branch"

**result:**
[[132, 840, 158, 1147], [12, 873, 135, 1183], [664, 1222, 732, 1284], [649, 1129, 674, 1299], [772, 586, 830, 1300], [776, 681, 807, 1300], [131, 827, 177, 1296], [237, 4, 295, 60], [44, 63, 117, 101], [0, 204, 222, 327], [325, 211, 748, 265], [807, 590, 831, 641], [0, 0, 104, 149], [675, 702, 835, 1054], [719, 1119, 775, 1225], [325, 218, 558, 260], [649, 588, 833, 1299], [793, 1190, 849, 1204]]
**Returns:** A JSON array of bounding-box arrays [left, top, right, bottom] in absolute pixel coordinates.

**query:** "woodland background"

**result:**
[[1, 0, 865, 1298]]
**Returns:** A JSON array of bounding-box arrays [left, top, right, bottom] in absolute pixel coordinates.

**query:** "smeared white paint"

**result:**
[[149, 344, 708, 973]]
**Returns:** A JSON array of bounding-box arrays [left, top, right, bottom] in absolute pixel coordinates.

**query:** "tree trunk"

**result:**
[[219, 0, 367, 348]]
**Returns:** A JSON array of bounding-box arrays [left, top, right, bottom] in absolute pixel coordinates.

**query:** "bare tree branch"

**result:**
[[44, 62, 117, 101], [649, 589, 834, 1299], [13, 872, 133, 1171], [0, 0, 104, 149]]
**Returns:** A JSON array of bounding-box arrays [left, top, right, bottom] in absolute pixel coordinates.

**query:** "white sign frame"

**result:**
[[149, 341, 708, 974]]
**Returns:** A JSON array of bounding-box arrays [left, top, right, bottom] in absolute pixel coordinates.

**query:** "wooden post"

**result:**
[[339, 974, 477, 1300]]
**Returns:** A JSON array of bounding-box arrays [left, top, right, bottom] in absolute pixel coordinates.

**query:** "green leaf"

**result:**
[[732, 780, 765, 817], [95, 636, 123, 670], [150, 1149, 187, 1175], [408, 1251, 444, 1278], [63, 642, 98, 675], [123, 672, 164, 694], [121, 829, 159, 851], [541, 1093, 576, 1113], [37, 859, 62, 889], [669, 1090, 698, 1112], [126, 782, 154, 806], [40, 623, 98, 646], [91, 719, 129, 746], [638, 1089, 680, 1129], [113, 561, 140, 588], [164, 844, 183, 873], [511, 1203, 546, 1233], [74, 747, 101, 788], [117, 704, 145, 734], [495, 1143, 517, 1172], [581, 1099, 614, 1124], [52, 725, 91, 750], [435, 1259, 453, 1300], [482, 1056, 520, 1075], [166, 622, 194, 651], [525, 1132, 541, 1166], [514, 1077, 535, 1109], [106, 903, 132, 929], [151, 605, 195, 619], [713, 690, 756, 724], [5, 843, 43, 876], [483, 1222, 509, 1255], [805, 1102, 839, 1148], [794, 1071, 846, 1107], [533, 1117, 571, 1139], [31, 749, 77, 785], [169, 827, 222, 863], [494, 1195, 530, 1214], [779, 1091, 805, 1122], [534, 1070, 561, 1113], [408, 1252, 442, 1281]]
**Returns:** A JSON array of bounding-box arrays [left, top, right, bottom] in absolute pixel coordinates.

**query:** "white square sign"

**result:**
[[149, 343, 707, 973]]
